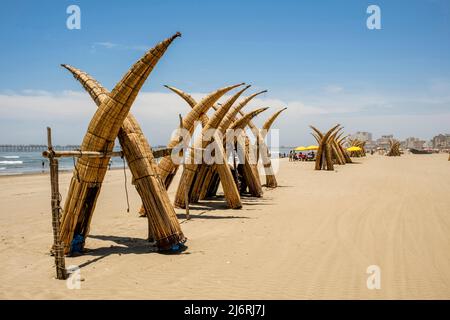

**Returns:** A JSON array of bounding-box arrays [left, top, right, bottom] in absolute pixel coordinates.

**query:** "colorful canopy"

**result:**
[[294, 146, 307, 151], [347, 146, 362, 152], [306, 145, 319, 150]]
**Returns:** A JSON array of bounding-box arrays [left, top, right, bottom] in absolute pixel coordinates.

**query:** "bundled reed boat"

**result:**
[[59, 33, 185, 254]]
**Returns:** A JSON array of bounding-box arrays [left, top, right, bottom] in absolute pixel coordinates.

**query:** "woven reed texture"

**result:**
[[311, 124, 341, 171], [262, 107, 287, 134], [228, 108, 268, 196], [157, 83, 244, 190], [387, 139, 401, 156], [187, 86, 251, 203], [199, 91, 268, 195], [62, 63, 185, 250], [174, 90, 252, 209], [59, 33, 180, 254], [336, 133, 352, 164]]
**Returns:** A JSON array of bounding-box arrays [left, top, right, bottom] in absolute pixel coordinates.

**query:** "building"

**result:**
[[402, 137, 426, 150], [350, 131, 372, 142], [376, 134, 394, 150], [431, 134, 450, 150], [349, 131, 375, 150]]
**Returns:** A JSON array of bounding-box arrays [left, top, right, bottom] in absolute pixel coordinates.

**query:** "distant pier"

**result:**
[[0, 145, 81, 152]]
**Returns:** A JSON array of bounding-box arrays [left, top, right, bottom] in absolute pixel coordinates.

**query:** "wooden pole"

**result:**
[[47, 127, 67, 280], [179, 114, 190, 220], [42, 148, 172, 160]]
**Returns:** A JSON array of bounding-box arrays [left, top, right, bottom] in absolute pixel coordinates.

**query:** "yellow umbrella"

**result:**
[[306, 145, 319, 150], [294, 146, 307, 151], [347, 146, 362, 152]]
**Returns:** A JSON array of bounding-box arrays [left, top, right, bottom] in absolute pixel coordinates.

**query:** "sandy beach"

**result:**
[[0, 153, 449, 299]]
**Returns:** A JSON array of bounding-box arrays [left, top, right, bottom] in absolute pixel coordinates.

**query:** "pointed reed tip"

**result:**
[[165, 32, 181, 43]]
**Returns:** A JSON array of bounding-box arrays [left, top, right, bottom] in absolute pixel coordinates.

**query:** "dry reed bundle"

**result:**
[[199, 90, 268, 197], [174, 87, 252, 209], [261, 108, 288, 135], [347, 138, 366, 157], [62, 62, 185, 251], [157, 83, 244, 189], [336, 133, 352, 164], [386, 139, 401, 156], [227, 108, 269, 195], [329, 128, 346, 165], [187, 86, 252, 204], [165, 86, 266, 200], [59, 33, 180, 254], [260, 107, 287, 185], [310, 124, 341, 171]]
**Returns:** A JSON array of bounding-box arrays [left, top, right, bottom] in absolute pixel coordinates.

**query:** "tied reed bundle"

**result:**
[[185, 86, 252, 205], [387, 139, 401, 156], [310, 124, 341, 171], [59, 33, 181, 254], [62, 63, 186, 251], [174, 86, 251, 209], [347, 138, 366, 157]]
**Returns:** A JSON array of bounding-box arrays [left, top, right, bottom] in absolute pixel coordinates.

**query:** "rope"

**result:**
[[122, 155, 130, 213], [72, 156, 81, 182]]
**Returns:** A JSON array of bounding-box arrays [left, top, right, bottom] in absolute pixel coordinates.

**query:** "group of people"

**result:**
[[289, 150, 316, 162]]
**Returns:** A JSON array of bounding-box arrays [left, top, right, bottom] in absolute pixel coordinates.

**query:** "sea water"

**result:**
[[0, 151, 127, 176]]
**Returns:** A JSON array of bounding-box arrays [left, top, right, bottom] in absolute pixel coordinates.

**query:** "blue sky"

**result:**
[[0, 0, 449, 145]]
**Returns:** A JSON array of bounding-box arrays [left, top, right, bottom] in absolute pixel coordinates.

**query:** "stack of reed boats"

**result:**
[[57, 32, 287, 256]]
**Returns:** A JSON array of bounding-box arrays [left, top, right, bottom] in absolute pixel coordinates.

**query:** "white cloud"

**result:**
[[323, 85, 344, 94], [91, 42, 148, 52], [0, 87, 449, 145], [93, 42, 118, 49]]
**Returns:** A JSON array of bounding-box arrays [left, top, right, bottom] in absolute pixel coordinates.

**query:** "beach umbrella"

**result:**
[[306, 145, 319, 150], [347, 146, 362, 152], [295, 146, 307, 151]]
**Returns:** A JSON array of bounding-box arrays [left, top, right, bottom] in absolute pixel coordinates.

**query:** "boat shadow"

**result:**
[[75, 234, 188, 269]]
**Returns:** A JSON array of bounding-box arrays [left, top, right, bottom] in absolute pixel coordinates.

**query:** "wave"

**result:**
[[1, 155, 20, 159], [0, 167, 5, 170], [0, 161, 23, 165]]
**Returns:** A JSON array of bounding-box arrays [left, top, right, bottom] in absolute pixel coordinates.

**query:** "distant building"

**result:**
[[431, 134, 450, 150], [349, 131, 375, 150], [350, 131, 372, 142], [402, 137, 426, 150], [376, 135, 394, 150]]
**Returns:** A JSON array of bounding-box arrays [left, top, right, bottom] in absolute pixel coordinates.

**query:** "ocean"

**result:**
[[0, 147, 294, 176], [0, 151, 127, 176]]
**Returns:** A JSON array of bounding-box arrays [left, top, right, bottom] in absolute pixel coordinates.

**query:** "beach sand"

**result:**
[[0, 154, 449, 299]]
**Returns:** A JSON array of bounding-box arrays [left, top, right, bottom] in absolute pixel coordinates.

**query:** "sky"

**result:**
[[0, 0, 449, 146]]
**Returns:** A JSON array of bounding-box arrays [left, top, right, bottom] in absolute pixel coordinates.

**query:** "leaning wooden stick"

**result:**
[[46, 127, 67, 280]]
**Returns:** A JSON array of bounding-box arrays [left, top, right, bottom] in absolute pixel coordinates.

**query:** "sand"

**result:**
[[0, 153, 449, 299]]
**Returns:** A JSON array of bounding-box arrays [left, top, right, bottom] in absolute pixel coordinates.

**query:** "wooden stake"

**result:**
[[47, 127, 67, 280]]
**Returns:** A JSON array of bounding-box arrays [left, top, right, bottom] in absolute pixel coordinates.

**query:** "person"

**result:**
[[108, 159, 112, 170], [41, 160, 45, 172]]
